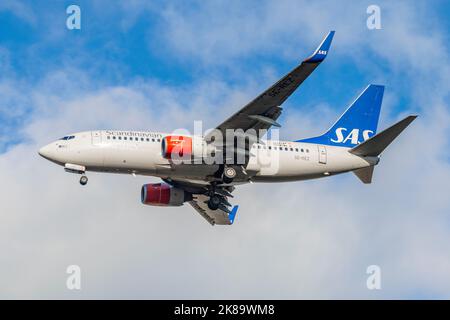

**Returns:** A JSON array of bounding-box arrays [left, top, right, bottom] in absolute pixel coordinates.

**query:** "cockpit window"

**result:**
[[59, 135, 75, 140]]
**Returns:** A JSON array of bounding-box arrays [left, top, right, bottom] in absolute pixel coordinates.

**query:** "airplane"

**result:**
[[38, 31, 417, 226]]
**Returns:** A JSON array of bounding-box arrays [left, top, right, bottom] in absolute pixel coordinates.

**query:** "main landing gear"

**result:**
[[207, 195, 221, 211], [79, 175, 88, 186], [206, 182, 234, 211], [222, 166, 236, 184]]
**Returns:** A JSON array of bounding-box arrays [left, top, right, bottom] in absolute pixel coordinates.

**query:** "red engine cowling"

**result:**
[[141, 183, 187, 206], [161, 135, 193, 160]]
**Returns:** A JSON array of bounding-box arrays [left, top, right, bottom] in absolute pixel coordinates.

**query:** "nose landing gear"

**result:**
[[79, 175, 88, 186], [64, 163, 88, 186]]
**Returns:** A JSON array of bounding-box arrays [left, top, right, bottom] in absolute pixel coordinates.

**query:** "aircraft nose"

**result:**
[[38, 144, 54, 160]]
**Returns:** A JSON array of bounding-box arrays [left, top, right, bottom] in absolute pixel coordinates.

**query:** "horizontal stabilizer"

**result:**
[[349, 115, 417, 157], [353, 166, 374, 184]]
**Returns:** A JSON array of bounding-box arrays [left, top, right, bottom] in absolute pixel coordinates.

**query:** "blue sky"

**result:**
[[1, 0, 448, 149], [1, 0, 450, 299]]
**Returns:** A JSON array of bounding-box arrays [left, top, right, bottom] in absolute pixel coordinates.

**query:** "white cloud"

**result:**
[[1, 72, 449, 299]]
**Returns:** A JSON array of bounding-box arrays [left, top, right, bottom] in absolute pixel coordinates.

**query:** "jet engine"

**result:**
[[161, 135, 217, 162], [141, 183, 191, 206]]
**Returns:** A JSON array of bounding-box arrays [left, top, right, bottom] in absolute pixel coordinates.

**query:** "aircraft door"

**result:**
[[318, 145, 327, 164], [91, 131, 102, 145]]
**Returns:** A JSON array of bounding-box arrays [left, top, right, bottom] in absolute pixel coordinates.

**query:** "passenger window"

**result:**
[[118, 136, 122, 140], [301, 148, 304, 152], [113, 136, 116, 140], [152, 138, 155, 142], [141, 138, 144, 141], [157, 139, 160, 142], [290, 148, 293, 151], [295, 148, 298, 152], [147, 138, 150, 142], [306, 149, 309, 153], [285, 147, 288, 151], [107, 136, 110, 139]]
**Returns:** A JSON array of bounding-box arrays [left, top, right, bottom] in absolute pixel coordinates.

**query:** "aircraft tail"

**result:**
[[297, 84, 384, 147]]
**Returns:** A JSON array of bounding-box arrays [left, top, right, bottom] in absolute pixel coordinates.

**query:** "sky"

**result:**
[[0, 0, 450, 299]]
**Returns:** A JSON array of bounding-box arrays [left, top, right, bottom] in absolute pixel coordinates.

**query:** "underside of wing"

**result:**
[[166, 179, 239, 226], [189, 194, 239, 226]]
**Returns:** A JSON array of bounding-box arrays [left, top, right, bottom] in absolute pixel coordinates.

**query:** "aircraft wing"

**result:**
[[208, 31, 335, 138], [189, 194, 239, 226]]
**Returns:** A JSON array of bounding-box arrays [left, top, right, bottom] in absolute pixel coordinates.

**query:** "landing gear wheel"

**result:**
[[224, 167, 236, 179], [80, 175, 88, 186], [223, 167, 236, 183], [207, 195, 221, 211]]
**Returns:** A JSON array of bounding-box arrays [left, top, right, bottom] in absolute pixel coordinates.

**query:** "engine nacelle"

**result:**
[[161, 135, 193, 160], [141, 183, 189, 207], [161, 135, 218, 162]]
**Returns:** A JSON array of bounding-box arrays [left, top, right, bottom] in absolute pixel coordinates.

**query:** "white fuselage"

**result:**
[[38, 130, 377, 185]]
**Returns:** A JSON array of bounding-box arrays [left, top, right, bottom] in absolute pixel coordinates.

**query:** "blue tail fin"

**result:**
[[297, 84, 384, 147]]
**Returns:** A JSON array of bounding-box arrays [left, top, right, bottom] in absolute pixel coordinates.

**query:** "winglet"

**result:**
[[303, 31, 335, 63], [349, 115, 418, 157], [228, 205, 239, 225]]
